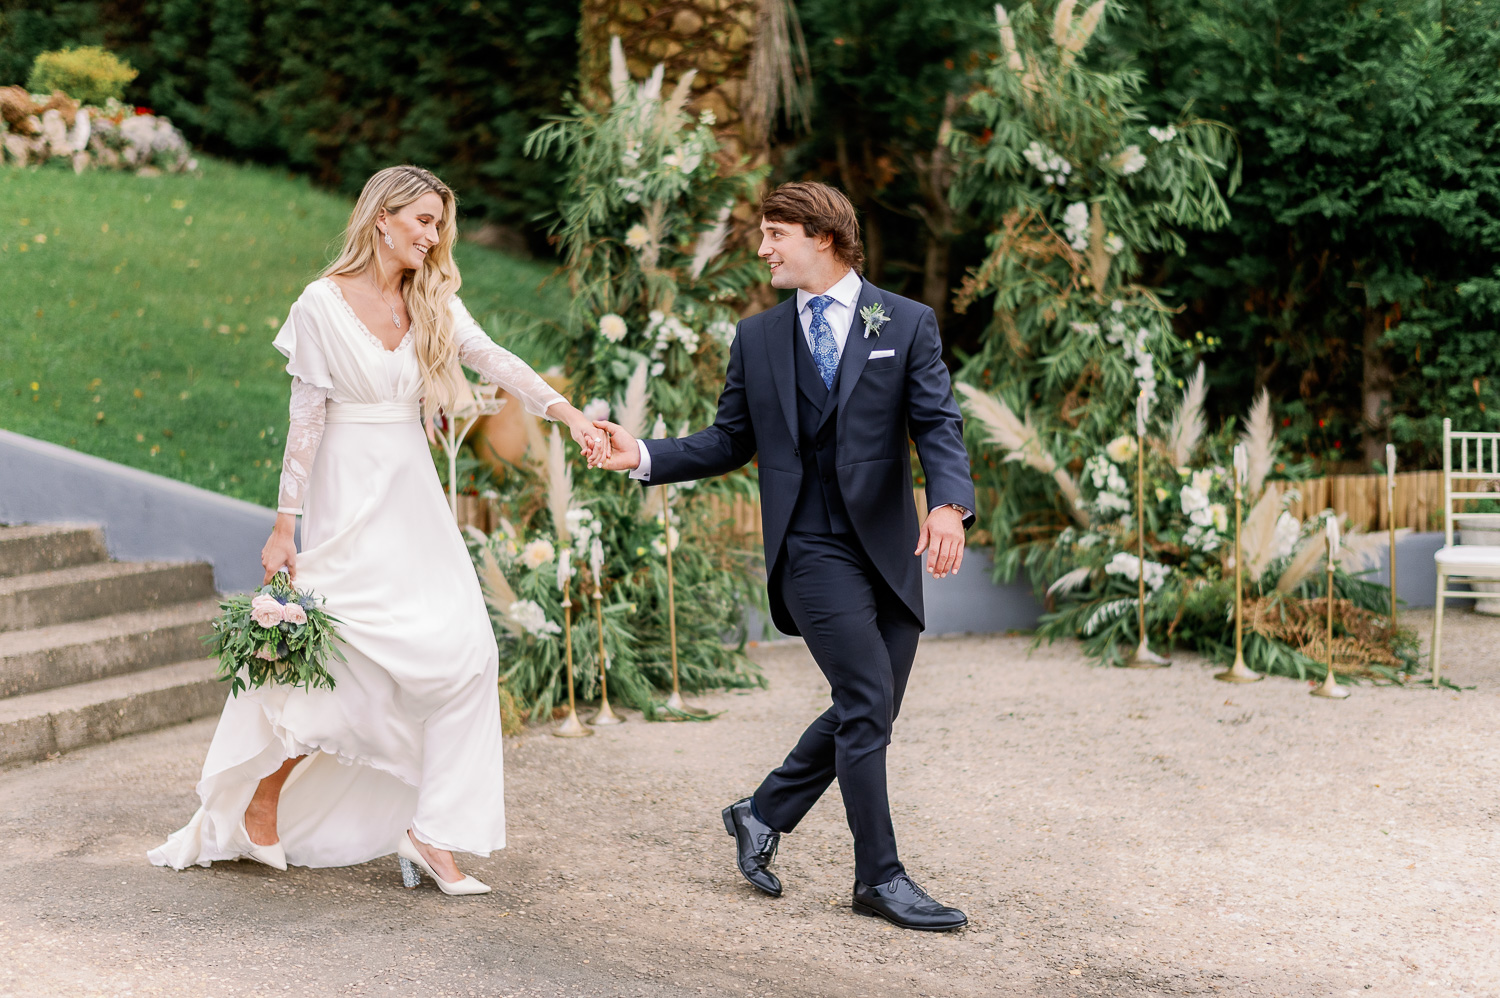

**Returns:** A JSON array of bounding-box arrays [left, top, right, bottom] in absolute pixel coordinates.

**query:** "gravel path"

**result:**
[[1, 607, 1496, 998]]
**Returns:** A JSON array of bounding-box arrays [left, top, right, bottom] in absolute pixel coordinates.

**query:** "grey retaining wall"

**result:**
[[0, 429, 277, 592]]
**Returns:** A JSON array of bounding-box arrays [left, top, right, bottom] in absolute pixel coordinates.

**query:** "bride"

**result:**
[[149, 165, 607, 894]]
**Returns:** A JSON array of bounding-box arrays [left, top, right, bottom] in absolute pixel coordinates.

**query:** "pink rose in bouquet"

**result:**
[[250, 594, 285, 628], [281, 602, 308, 626], [254, 645, 279, 661]]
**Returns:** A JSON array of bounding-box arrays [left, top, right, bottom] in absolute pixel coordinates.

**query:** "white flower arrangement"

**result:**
[[520, 538, 556, 570], [1070, 320, 1101, 336], [1022, 140, 1073, 186], [599, 313, 628, 343], [1104, 233, 1125, 255], [1104, 435, 1137, 463], [1062, 201, 1090, 250], [1110, 144, 1147, 175], [1148, 125, 1177, 144], [1104, 551, 1170, 591], [508, 599, 561, 637], [624, 223, 652, 251], [582, 399, 611, 423], [707, 318, 736, 345]]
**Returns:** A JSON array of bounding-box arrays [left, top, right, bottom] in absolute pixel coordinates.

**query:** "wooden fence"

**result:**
[[699, 475, 1461, 543]]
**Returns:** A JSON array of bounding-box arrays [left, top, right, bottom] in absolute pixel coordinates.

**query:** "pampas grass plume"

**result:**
[[616, 357, 651, 439], [547, 425, 573, 544], [1167, 363, 1207, 468], [1241, 388, 1277, 498]]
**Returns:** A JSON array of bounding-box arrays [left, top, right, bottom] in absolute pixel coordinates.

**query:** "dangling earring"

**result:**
[[382, 229, 394, 249]]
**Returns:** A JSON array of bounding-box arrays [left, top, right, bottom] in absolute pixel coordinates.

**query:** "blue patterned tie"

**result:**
[[807, 295, 839, 389]]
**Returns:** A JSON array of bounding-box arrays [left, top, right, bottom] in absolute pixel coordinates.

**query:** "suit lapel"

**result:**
[[820, 278, 884, 433], [761, 296, 799, 444]]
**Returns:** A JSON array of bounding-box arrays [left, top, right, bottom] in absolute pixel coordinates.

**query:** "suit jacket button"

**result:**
[[794, 449, 800, 457]]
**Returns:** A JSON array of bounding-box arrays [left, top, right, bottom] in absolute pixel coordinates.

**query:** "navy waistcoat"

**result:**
[[788, 322, 852, 534]]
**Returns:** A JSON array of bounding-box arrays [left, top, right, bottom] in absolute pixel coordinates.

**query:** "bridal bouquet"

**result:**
[[207, 571, 344, 695]]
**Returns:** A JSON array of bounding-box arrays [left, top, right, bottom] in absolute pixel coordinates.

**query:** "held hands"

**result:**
[[561, 409, 612, 468], [915, 505, 965, 579], [590, 420, 643, 472]]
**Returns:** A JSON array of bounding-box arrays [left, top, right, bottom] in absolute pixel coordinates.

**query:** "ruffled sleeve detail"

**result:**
[[450, 296, 566, 419], [272, 297, 335, 391]]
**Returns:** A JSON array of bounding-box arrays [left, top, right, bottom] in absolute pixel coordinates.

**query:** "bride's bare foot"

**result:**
[[245, 756, 305, 846], [408, 830, 463, 883]]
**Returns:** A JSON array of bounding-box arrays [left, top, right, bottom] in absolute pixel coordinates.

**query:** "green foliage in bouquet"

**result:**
[[27, 46, 137, 106], [947, 0, 1237, 574], [207, 571, 345, 696]]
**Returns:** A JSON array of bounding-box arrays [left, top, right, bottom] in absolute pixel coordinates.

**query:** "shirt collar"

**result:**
[[796, 268, 863, 313]]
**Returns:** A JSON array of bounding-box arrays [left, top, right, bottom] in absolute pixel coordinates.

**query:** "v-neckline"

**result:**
[[322, 277, 413, 353]]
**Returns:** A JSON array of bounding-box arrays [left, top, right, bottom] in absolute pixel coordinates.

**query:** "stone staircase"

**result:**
[[0, 524, 226, 766]]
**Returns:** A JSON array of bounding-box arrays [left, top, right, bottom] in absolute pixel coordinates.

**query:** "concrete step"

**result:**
[[0, 658, 227, 766], [0, 523, 108, 579], [0, 599, 220, 698], [0, 560, 215, 633]]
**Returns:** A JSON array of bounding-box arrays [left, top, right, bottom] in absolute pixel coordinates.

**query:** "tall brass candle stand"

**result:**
[[661, 485, 708, 716], [1126, 393, 1170, 668], [1311, 515, 1350, 699], [589, 538, 622, 725], [555, 560, 594, 736], [1386, 443, 1398, 630], [1217, 443, 1262, 682]]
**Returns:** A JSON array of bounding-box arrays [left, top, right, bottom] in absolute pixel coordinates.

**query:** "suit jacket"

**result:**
[[646, 278, 976, 636]]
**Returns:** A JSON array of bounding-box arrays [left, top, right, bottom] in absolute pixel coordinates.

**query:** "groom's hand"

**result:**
[[592, 420, 642, 472], [916, 505, 965, 579]]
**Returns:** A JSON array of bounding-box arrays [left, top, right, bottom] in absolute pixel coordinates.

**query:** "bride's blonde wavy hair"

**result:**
[[322, 165, 466, 417]]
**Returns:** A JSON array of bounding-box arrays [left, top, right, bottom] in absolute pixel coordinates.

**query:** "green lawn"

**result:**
[[0, 158, 570, 507]]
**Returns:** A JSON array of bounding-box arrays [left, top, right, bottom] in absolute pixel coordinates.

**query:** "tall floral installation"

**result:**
[[467, 39, 769, 725], [947, 2, 1415, 680]]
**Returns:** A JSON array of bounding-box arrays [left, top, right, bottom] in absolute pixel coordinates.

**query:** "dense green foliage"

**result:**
[[26, 44, 136, 104], [0, 157, 570, 506], [949, 0, 1236, 571], [1111, 0, 1500, 467], [0, 0, 579, 235]]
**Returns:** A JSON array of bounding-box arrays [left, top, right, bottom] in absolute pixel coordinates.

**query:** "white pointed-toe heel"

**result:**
[[396, 833, 490, 896], [239, 824, 288, 871]]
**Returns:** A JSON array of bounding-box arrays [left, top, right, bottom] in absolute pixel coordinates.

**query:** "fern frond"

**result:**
[[1083, 597, 1135, 636]]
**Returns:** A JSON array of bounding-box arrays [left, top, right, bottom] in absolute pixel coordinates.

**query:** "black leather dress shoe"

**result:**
[[852, 875, 968, 931], [721, 797, 782, 897]]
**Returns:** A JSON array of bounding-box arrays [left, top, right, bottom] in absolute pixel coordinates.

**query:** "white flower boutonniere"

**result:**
[[859, 302, 892, 339]]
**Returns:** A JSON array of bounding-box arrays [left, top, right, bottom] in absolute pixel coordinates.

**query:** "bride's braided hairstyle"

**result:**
[[323, 165, 467, 418]]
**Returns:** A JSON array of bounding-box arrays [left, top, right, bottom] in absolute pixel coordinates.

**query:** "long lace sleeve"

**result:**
[[277, 377, 329, 515], [451, 298, 566, 419]]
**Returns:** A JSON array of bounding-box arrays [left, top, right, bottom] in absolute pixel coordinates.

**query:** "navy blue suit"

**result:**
[[645, 278, 974, 884]]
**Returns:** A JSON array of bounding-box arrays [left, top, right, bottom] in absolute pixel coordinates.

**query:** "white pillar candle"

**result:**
[[1326, 514, 1340, 559], [589, 537, 604, 586], [1233, 443, 1247, 486], [1386, 443, 1396, 488], [556, 550, 573, 592], [1135, 391, 1148, 438]]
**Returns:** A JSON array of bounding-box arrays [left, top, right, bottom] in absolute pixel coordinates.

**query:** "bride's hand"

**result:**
[[262, 516, 298, 584], [565, 413, 611, 468]]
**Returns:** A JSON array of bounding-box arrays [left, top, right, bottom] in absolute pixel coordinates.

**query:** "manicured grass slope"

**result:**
[[1, 159, 569, 507]]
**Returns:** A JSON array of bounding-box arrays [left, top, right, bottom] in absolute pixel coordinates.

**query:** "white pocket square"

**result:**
[[869, 349, 895, 359]]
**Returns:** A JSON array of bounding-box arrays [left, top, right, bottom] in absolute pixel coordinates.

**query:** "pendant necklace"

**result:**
[[368, 274, 403, 328]]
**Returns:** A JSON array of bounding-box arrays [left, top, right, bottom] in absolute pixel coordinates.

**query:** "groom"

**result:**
[[596, 181, 974, 931]]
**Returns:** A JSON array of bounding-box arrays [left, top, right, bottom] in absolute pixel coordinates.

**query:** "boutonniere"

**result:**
[[859, 302, 892, 339]]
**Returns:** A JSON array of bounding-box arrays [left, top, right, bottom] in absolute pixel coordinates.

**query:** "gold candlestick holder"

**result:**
[[591, 587, 623, 725], [1125, 420, 1170, 668], [1311, 529, 1350, 700], [555, 573, 594, 736], [661, 484, 708, 717], [1217, 446, 1262, 683], [1386, 443, 1398, 632]]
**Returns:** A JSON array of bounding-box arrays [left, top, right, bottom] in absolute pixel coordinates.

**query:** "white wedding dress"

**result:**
[[149, 277, 563, 870]]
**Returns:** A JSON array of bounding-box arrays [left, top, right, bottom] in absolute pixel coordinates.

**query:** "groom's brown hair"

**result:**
[[760, 182, 865, 274]]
